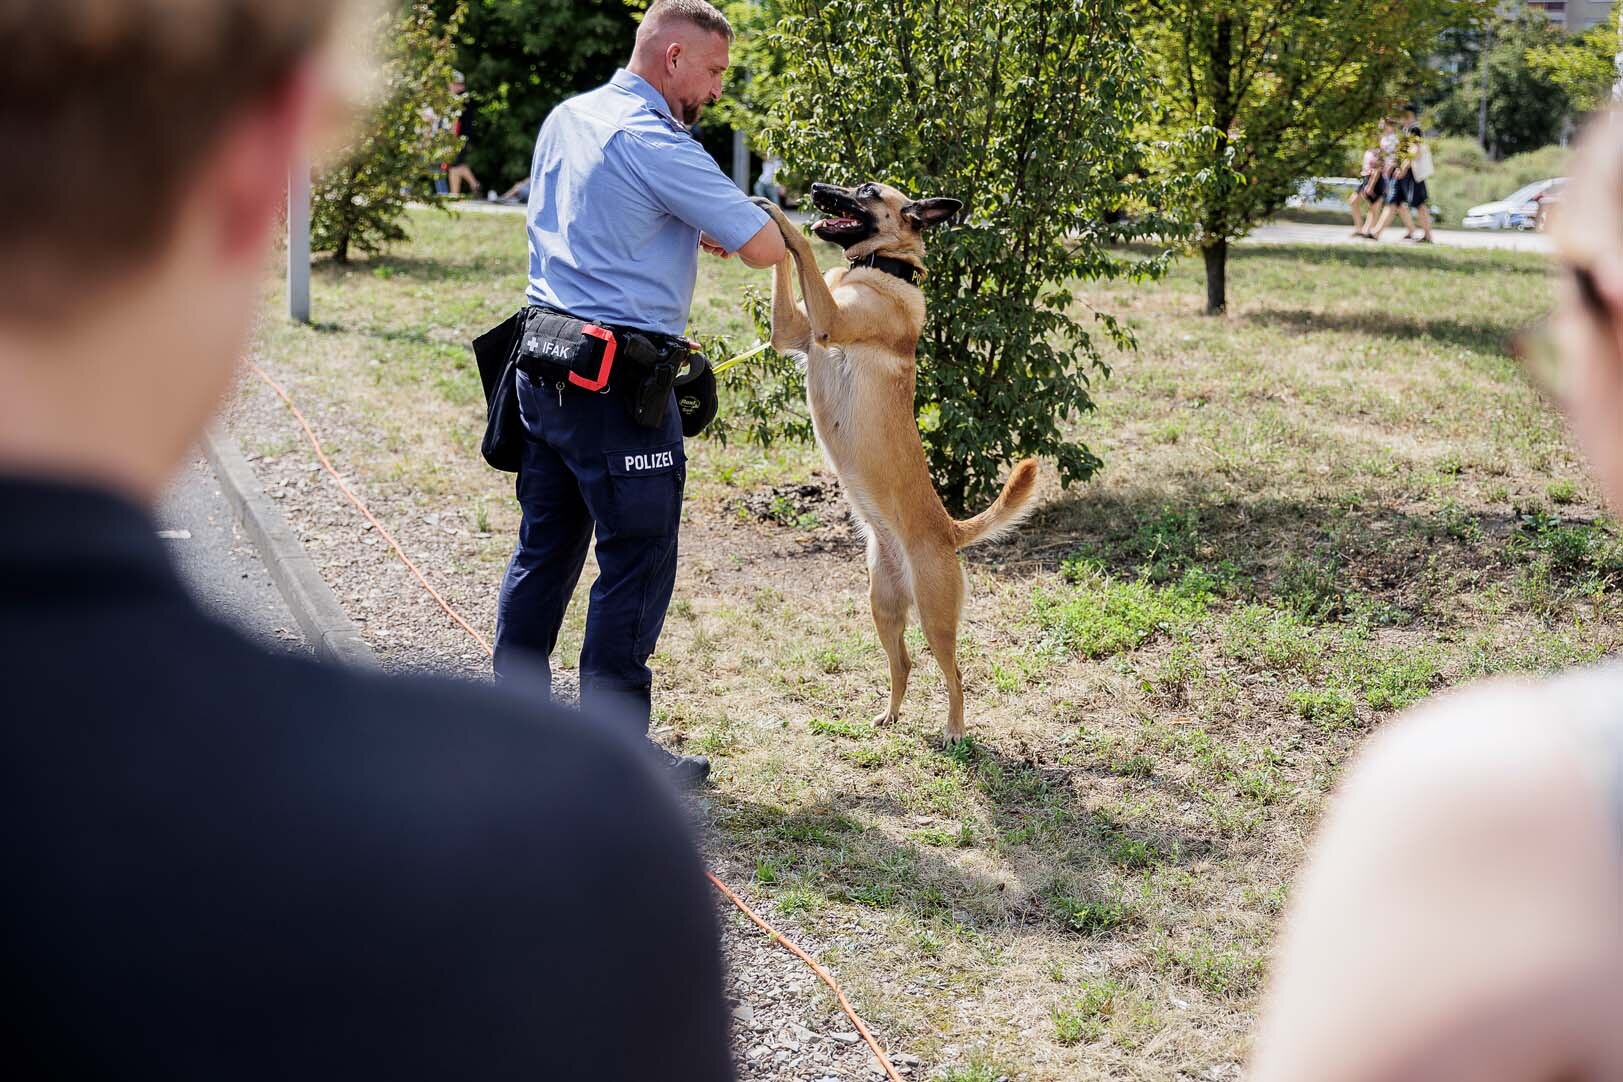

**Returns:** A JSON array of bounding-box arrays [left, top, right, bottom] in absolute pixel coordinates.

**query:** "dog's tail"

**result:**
[[951, 459, 1040, 550]]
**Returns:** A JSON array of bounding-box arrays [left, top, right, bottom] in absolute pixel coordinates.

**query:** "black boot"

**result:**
[[652, 744, 711, 788]]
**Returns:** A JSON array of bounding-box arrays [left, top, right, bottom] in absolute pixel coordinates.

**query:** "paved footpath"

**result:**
[[450, 199, 1553, 253], [157, 454, 308, 655], [1245, 219, 1553, 253]]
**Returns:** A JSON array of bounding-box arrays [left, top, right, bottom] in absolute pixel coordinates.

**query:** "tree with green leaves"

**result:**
[[1527, 3, 1621, 117], [1433, 6, 1574, 157], [432, 0, 636, 187], [737, 0, 1182, 511], [1136, 0, 1486, 314], [313, 2, 465, 263]]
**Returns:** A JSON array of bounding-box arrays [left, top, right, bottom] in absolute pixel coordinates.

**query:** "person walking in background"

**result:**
[[1401, 119, 1436, 243], [445, 70, 482, 197], [1359, 117, 1399, 240], [1350, 139, 1381, 238], [0, 2, 734, 1078], [1248, 110, 1623, 1082], [1369, 107, 1432, 243], [753, 154, 784, 207]]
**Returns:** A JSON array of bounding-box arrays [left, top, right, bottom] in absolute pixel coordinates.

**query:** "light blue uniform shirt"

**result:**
[[525, 68, 768, 337]]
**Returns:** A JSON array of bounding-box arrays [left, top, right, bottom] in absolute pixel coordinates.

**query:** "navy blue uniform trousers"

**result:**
[[494, 367, 684, 729]]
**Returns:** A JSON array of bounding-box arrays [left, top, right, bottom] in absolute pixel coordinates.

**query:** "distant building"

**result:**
[[1525, 1, 1614, 32]]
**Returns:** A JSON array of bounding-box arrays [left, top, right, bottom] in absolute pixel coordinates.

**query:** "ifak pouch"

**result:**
[[517, 308, 618, 392]]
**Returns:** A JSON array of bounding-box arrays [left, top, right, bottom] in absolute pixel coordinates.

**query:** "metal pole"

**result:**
[[731, 129, 749, 193], [288, 157, 311, 324]]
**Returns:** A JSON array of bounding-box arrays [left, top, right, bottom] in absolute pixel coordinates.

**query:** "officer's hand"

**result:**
[[699, 233, 731, 259]]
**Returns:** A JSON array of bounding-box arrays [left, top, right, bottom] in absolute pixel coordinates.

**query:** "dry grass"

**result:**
[[242, 208, 1619, 1080]]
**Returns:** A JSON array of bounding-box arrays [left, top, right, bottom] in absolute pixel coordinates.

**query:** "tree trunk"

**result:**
[[1201, 13, 1232, 317], [1202, 239, 1227, 315]]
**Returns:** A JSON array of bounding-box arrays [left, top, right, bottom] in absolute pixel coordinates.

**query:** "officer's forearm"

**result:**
[[736, 221, 788, 269]]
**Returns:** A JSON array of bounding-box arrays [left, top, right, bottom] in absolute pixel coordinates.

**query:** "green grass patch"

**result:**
[[1034, 562, 1214, 658], [1154, 935, 1267, 998], [1046, 882, 1134, 936], [1288, 686, 1358, 728], [940, 1057, 1014, 1082], [809, 716, 875, 740], [1356, 648, 1441, 711], [1053, 977, 1122, 1046]]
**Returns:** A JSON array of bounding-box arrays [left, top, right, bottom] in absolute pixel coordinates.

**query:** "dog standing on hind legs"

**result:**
[[751, 182, 1040, 742]]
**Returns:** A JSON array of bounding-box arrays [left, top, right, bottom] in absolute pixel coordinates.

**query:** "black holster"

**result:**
[[472, 310, 526, 473]]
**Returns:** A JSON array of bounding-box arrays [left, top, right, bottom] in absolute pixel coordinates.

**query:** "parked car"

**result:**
[[1287, 177, 1363, 212], [1462, 178, 1565, 230]]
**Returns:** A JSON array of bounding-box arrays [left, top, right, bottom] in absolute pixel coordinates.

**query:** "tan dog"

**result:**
[[752, 182, 1039, 741]]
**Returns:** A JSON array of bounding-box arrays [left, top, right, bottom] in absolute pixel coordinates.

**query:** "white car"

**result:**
[[1462, 178, 1565, 230], [1286, 176, 1363, 212]]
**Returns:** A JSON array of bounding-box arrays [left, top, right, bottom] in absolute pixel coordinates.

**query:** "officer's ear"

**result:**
[[664, 41, 683, 74]]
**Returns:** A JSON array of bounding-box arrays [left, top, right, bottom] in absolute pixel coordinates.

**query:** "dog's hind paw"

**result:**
[[873, 709, 900, 727]]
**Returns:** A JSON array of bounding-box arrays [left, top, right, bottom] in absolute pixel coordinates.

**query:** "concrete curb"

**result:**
[[201, 425, 376, 668]]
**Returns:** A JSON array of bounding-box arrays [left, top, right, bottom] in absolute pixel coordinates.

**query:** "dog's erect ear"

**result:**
[[902, 197, 962, 229]]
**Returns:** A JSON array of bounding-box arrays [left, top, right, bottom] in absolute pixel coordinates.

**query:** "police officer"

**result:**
[[494, 0, 786, 785]]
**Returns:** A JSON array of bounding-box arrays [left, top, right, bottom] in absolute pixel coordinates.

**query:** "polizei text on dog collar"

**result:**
[[623, 450, 675, 472]]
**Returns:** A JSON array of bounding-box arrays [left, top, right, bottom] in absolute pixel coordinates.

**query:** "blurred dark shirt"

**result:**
[[0, 477, 733, 1080]]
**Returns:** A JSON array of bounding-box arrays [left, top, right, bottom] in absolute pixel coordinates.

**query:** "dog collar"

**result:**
[[848, 252, 922, 285]]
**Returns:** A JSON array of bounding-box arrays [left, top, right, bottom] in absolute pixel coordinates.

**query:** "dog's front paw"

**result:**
[[751, 196, 795, 230]]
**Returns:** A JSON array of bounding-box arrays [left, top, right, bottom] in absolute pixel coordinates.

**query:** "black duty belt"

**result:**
[[518, 304, 695, 396], [516, 304, 712, 431]]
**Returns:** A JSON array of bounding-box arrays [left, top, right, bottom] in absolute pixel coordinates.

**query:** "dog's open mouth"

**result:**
[[813, 216, 867, 237], [809, 184, 874, 245]]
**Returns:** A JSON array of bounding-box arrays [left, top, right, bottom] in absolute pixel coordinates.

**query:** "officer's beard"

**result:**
[[679, 100, 703, 126]]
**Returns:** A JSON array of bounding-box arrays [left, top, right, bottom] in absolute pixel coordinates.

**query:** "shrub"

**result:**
[[743, 0, 1184, 510], [431, 0, 636, 188], [312, 2, 465, 263]]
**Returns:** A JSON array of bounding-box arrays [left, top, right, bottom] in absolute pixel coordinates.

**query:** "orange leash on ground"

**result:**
[[249, 360, 904, 1082], [704, 871, 901, 1080], [250, 363, 494, 655]]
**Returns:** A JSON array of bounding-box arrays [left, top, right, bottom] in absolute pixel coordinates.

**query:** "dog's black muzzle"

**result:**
[[810, 183, 876, 246], [811, 183, 866, 218]]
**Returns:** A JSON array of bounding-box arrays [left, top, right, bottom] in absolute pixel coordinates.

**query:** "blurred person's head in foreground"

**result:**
[[0, 0, 346, 504], [1546, 114, 1623, 511], [1248, 110, 1623, 1082]]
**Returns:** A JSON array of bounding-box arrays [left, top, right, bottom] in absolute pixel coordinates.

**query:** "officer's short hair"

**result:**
[[0, 0, 343, 321], [642, 0, 734, 42]]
